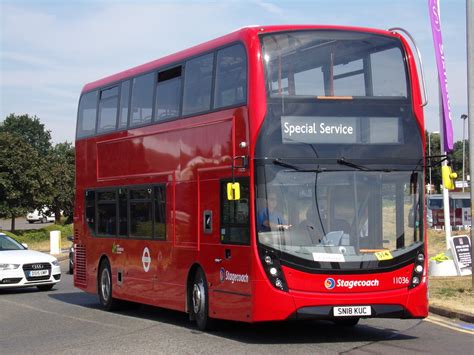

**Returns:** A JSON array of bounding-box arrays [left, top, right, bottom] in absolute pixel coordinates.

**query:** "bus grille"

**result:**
[[74, 244, 87, 286]]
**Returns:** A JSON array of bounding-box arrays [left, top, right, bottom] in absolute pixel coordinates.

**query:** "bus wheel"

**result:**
[[334, 317, 360, 327], [98, 259, 120, 311], [192, 268, 215, 331]]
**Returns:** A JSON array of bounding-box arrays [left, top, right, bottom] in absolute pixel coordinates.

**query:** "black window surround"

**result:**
[[76, 42, 248, 140], [220, 178, 250, 245], [85, 184, 167, 240]]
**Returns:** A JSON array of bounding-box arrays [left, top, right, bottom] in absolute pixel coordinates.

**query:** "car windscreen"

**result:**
[[0, 235, 26, 251]]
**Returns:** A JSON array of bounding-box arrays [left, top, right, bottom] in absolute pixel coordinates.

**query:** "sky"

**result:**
[[0, 0, 469, 145]]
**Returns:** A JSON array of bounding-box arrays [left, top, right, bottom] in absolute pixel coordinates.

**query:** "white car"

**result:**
[[26, 209, 55, 224], [0, 233, 61, 290]]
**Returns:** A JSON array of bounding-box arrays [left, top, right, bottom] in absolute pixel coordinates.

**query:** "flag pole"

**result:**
[[466, 0, 473, 287]]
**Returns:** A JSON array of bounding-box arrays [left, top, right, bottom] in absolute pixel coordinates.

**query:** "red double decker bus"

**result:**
[[74, 25, 428, 330]]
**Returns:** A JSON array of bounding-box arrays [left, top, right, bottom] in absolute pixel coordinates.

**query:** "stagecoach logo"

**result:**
[[325, 277, 380, 290], [324, 278, 336, 289], [219, 267, 249, 284], [142, 247, 151, 272]]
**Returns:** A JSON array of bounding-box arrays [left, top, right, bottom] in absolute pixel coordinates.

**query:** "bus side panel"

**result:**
[[174, 182, 198, 248], [198, 174, 253, 322], [406, 282, 429, 317], [154, 247, 195, 312]]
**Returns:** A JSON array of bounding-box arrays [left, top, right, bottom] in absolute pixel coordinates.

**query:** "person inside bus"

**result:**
[[297, 205, 324, 245], [257, 192, 291, 232]]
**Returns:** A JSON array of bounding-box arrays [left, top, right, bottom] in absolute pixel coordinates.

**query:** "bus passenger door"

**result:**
[[203, 178, 252, 322]]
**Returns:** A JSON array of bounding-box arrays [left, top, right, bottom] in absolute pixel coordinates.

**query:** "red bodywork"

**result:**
[[74, 25, 428, 323]]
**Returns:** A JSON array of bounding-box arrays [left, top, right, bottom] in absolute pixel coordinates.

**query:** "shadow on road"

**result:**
[[49, 291, 417, 345]]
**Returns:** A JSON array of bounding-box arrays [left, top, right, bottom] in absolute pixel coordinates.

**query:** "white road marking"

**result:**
[[424, 315, 474, 335]]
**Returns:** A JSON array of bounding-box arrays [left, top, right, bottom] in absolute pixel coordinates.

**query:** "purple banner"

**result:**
[[429, 0, 453, 152]]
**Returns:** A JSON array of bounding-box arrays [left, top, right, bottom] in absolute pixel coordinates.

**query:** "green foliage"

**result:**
[[45, 142, 75, 223], [0, 114, 75, 231], [425, 131, 442, 193], [425, 131, 469, 192], [0, 131, 51, 227], [450, 140, 469, 181], [0, 114, 52, 155], [5, 224, 74, 245]]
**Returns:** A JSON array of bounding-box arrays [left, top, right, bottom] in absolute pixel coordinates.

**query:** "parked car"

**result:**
[[67, 235, 74, 274], [0, 233, 61, 290], [26, 208, 55, 224]]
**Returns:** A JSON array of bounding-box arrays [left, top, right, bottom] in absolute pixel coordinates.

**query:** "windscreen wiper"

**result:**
[[336, 157, 370, 171], [273, 159, 324, 173], [336, 157, 396, 172]]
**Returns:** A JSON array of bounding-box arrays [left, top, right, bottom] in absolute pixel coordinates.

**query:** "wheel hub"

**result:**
[[101, 269, 110, 302], [192, 284, 202, 314]]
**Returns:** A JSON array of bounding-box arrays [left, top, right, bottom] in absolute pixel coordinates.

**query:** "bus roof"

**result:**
[[81, 24, 397, 94]]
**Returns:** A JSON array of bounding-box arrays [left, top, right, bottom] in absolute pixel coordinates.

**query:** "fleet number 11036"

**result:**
[[393, 276, 409, 285]]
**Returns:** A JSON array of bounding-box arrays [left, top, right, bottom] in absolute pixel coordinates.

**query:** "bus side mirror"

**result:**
[[227, 182, 241, 200], [441, 166, 457, 190]]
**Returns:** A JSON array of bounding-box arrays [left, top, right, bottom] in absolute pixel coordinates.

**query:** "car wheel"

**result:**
[[28, 221, 34, 224], [191, 268, 216, 331], [98, 259, 120, 311], [41, 217, 47, 223], [37, 284, 54, 291], [334, 317, 360, 327], [69, 258, 74, 274]]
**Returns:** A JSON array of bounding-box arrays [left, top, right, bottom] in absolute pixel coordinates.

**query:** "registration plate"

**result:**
[[334, 305, 371, 317], [29, 270, 49, 277]]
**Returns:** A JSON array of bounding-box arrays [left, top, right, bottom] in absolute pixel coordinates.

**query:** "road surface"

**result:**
[[0, 260, 472, 354]]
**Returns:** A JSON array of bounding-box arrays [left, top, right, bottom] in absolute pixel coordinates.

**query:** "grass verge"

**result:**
[[427, 229, 473, 318], [3, 224, 73, 251]]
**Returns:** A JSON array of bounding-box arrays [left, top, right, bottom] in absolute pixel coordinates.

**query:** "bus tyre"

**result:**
[[334, 317, 360, 327], [192, 268, 215, 331], [98, 259, 120, 311]]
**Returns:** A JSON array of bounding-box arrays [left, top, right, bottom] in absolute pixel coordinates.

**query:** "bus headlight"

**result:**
[[409, 252, 425, 289], [275, 278, 284, 289], [260, 250, 288, 292]]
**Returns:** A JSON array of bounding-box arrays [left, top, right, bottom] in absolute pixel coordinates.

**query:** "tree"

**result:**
[[0, 114, 52, 154], [450, 140, 469, 184], [425, 130, 470, 192], [0, 132, 51, 231], [46, 143, 75, 224], [425, 131, 442, 193]]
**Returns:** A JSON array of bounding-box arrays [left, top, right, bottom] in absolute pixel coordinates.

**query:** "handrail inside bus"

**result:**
[[389, 27, 428, 107]]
